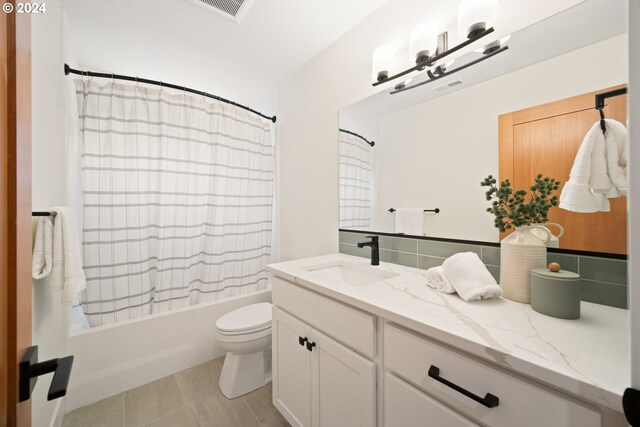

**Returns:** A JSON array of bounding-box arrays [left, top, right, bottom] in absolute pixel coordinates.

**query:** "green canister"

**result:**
[[530, 268, 581, 319]]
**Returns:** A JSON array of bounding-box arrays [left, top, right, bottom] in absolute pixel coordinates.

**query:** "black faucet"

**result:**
[[357, 236, 379, 266]]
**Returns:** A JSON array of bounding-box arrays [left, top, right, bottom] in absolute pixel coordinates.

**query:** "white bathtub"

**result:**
[[66, 289, 272, 412]]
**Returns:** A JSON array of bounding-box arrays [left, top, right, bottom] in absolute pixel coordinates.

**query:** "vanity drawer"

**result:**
[[272, 276, 375, 358], [384, 323, 600, 427], [385, 373, 479, 427]]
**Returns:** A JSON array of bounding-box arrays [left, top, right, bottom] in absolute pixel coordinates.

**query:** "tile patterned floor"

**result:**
[[62, 357, 290, 427]]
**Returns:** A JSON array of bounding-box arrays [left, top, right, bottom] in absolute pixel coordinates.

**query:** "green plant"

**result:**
[[481, 174, 560, 232]]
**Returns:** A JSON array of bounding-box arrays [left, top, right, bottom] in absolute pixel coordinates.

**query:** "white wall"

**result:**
[[372, 35, 627, 242], [276, 0, 583, 261], [31, 2, 76, 426]]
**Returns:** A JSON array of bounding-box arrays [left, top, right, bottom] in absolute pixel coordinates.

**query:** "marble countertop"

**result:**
[[267, 253, 629, 412]]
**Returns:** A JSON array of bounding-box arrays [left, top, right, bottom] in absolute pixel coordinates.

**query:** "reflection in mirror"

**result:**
[[339, 0, 628, 255]]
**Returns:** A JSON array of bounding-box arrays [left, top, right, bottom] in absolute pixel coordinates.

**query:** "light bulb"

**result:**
[[372, 45, 393, 82], [409, 23, 438, 64], [458, 0, 498, 39]]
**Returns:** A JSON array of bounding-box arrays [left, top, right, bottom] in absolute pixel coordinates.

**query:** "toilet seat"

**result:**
[[216, 302, 272, 334]]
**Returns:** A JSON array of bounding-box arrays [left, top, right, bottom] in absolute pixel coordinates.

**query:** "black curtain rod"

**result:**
[[32, 211, 56, 217], [339, 128, 375, 147], [595, 87, 627, 110], [388, 208, 440, 213], [64, 64, 276, 123]]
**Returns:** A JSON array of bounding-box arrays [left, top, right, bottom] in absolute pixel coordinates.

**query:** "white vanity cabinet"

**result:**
[[272, 278, 376, 427]]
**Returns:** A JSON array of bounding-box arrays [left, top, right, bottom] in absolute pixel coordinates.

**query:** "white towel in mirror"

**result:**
[[394, 208, 423, 235]]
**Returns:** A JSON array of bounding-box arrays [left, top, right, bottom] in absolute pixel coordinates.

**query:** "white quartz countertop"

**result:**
[[267, 253, 629, 412]]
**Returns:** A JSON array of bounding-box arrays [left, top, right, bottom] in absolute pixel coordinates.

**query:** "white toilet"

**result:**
[[216, 302, 273, 399]]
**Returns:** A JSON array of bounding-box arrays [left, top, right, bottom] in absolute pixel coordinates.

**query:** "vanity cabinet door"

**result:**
[[272, 307, 312, 427], [385, 373, 479, 427], [310, 328, 376, 427]]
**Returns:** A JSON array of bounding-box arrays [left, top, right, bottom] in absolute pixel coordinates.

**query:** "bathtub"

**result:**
[[66, 289, 272, 412]]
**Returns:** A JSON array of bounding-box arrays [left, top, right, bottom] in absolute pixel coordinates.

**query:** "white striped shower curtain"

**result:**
[[75, 80, 274, 327], [339, 132, 372, 229]]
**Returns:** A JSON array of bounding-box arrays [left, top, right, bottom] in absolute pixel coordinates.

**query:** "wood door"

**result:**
[[310, 328, 375, 427], [1, 6, 32, 427], [499, 85, 627, 254]]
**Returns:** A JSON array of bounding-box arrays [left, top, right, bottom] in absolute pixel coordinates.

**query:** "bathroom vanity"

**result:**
[[267, 254, 628, 427]]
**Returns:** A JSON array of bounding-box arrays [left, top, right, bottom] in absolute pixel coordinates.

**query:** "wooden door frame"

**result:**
[[2, 5, 32, 427]]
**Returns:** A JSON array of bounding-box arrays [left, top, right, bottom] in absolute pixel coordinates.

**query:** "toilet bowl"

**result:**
[[216, 302, 272, 399]]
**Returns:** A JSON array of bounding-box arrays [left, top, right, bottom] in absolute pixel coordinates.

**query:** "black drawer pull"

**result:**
[[298, 336, 307, 346], [306, 341, 316, 352], [428, 365, 499, 408]]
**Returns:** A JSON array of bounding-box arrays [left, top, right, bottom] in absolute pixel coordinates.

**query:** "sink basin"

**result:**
[[305, 261, 399, 286]]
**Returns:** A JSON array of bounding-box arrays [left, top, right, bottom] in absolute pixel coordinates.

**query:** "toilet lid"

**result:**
[[216, 302, 272, 333]]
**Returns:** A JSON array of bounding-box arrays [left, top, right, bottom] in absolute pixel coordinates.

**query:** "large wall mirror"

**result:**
[[339, 0, 628, 255]]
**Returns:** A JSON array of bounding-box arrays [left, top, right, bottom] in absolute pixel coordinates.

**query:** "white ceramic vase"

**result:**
[[500, 225, 551, 303]]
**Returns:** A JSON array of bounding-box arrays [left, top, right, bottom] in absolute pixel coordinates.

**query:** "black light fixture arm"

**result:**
[[391, 46, 508, 94], [372, 27, 495, 87], [64, 64, 277, 123], [339, 128, 375, 147]]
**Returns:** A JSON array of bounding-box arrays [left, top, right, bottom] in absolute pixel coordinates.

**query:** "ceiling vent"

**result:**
[[433, 80, 463, 93], [189, 0, 256, 23]]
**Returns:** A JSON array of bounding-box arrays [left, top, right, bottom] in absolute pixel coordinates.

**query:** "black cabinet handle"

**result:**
[[428, 365, 499, 408], [306, 341, 316, 352], [19, 345, 74, 402], [298, 336, 307, 346]]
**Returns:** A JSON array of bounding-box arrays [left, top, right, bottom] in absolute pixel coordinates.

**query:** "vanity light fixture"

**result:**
[[372, 0, 507, 94]]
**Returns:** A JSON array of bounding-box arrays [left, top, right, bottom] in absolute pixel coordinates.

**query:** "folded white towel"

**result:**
[[441, 252, 503, 301], [50, 207, 86, 305], [32, 217, 54, 279], [425, 266, 455, 294], [395, 208, 423, 235], [560, 121, 612, 212], [603, 119, 628, 195]]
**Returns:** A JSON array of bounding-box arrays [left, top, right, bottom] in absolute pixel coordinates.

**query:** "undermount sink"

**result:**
[[305, 261, 399, 286]]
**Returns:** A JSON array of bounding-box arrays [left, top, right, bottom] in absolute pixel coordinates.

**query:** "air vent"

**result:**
[[189, 0, 256, 23], [433, 80, 463, 93]]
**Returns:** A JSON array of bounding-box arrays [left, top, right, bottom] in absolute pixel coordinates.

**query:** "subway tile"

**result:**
[[379, 236, 417, 253], [547, 253, 578, 273], [418, 240, 481, 258], [339, 243, 368, 259], [581, 279, 628, 309], [481, 246, 501, 266], [417, 255, 445, 270], [380, 249, 417, 268], [339, 231, 377, 245], [579, 257, 627, 285], [485, 265, 501, 283]]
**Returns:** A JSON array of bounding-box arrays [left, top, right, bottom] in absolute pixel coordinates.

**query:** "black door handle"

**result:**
[[19, 345, 74, 402], [306, 341, 316, 352], [298, 336, 307, 346], [428, 365, 499, 408]]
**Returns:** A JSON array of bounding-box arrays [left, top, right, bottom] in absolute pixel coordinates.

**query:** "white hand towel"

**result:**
[[442, 252, 503, 301], [50, 207, 86, 305], [589, 122, 612, 193], [425, 266, 455, 294], [603, 119, 628, 195], [32, 216, 54, 279], [395, 208, 423, 235], [560, 121, 611, 212]]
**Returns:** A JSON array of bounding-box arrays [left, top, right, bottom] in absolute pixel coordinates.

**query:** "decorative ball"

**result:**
[[548, 262, 561, 272]]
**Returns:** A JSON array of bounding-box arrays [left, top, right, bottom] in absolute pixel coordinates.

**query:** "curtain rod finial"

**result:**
[[64, 64, 70, 75], [271, 116, 277, 123]]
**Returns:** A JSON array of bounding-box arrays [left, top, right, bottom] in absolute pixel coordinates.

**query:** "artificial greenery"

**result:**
[[481, 174, 560, 232]]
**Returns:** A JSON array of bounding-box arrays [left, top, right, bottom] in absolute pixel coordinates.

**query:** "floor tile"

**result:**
[[140, 408, 195, 427], [242, 384, 290, 427], [188, 390, 261, 427], [175, 360, 222, 403], [125, 375, 185, 427], [62, 394, 124, 427]]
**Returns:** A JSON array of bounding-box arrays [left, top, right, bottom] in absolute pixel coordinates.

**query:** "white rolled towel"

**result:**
[[442, 252, 503, 301], [425, 266, 455, 294], [603, 119, 628, 195], [32, 216, 54, 279], [50, 207, 86, 305]]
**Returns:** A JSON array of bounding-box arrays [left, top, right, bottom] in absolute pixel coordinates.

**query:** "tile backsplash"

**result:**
[[339, 231, 628, 309]]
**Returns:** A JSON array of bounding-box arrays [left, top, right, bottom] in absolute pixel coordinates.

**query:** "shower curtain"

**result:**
[[75, 80, 274, 327], [339, 132, 372, 229]]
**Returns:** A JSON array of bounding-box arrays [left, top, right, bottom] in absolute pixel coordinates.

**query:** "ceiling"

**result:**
[[61, 0, 389, 107]]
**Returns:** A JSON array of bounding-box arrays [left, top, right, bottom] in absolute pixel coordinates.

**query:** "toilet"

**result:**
[[216, 302, 273, 399]]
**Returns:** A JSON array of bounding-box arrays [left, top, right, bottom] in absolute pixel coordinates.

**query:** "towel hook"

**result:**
[[598, 108, 607, 133]]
